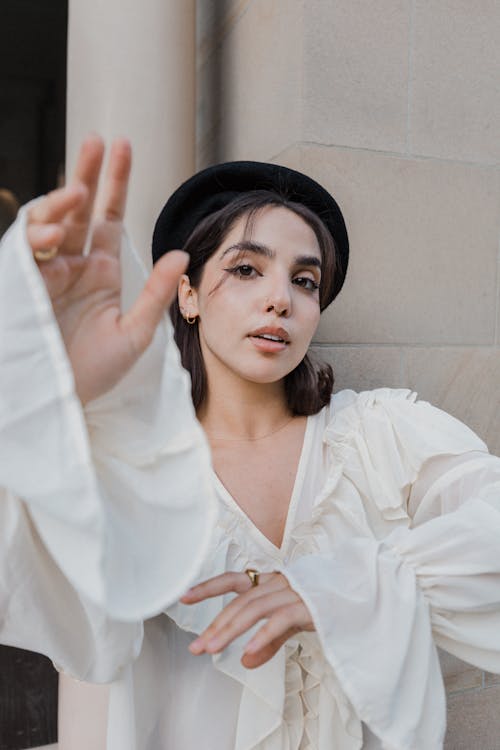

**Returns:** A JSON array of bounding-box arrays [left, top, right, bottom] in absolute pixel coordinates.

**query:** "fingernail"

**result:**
[[189, 639, 203, 654], [244, 639, 259, 654]]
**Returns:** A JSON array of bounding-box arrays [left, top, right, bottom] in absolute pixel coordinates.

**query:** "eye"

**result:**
[[224, 264, 260, 279], [293, 276, 320, 292]]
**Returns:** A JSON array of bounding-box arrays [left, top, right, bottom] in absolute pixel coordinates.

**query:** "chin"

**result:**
[[238, 358, 300, 385]]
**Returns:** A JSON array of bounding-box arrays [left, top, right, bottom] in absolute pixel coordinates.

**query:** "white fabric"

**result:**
[[1, 214, 499, 747], [0, 211, 217, 681], [106, 392, 500, 750]]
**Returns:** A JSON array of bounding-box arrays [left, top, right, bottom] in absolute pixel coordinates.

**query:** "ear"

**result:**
[[178, 274, 200, 318]]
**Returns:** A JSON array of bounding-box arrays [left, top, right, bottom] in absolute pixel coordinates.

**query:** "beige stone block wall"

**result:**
[[411, 1, 500, 164], [296, 144, 499, 346], [197, 0, 303, 166], [197, 0, 500, 744], [303, 0, 410, 152]]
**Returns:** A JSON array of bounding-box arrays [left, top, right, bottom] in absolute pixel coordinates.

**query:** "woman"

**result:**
[[3, 135, 500, 749]]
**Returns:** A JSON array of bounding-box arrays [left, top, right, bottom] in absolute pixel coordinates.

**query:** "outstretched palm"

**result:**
[[26, 136, 187, 404]]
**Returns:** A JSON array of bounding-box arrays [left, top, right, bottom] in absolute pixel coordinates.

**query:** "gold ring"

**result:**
[[245, 568, 260, 587], [34, 246, 58, 262]]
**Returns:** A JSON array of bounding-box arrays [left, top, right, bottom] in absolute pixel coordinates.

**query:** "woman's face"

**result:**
[[179, 206, 322, 387]]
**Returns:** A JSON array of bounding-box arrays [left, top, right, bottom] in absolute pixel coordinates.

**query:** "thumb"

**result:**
[[120, 250, 189, 355]]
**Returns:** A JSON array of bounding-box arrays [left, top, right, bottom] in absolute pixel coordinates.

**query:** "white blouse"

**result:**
[[1, 211, 499, 750]]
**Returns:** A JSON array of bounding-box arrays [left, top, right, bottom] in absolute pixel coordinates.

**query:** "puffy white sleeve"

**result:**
[[0, 209, 216, 681], [280, 389, 500, 750]]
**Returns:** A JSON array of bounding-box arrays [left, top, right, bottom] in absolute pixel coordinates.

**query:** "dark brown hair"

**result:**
[[170, 191, 336, 415]]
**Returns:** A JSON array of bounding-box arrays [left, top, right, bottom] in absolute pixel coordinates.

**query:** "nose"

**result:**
[[264, 274, 292, 317]]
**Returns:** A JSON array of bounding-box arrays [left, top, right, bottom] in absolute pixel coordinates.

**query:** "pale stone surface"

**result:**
[[445, 685, 500, 750], [310, 345, 402, 394], [67, 0, 196, 259], [303, 0, 410, 152], [197, 0, 253, 64], [411, 0, 500, 164], [496, 259, 500, 346], [439, 650, 483, 695], [445, 668, 483, 695], [401, 347, 500, 456], [196, 0, 303, 166], [292, 145, 499, 346], [484, 672, 500, 687], [196, 0, 253, 164]]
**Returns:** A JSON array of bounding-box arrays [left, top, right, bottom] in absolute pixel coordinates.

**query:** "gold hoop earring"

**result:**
[[185, 314, 198, 325]]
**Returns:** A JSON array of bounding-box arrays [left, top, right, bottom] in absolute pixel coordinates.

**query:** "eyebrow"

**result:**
[[220, 241, 322, 269]]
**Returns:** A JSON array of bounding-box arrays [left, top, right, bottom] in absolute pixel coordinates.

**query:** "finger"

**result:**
[[68, 134, 105, 225], [97, 138, 132, 222], [243, 602, 309, 657], [193, 575, 288, 639], [181, 571, 280, 603], [36, 254, 87, 298], [189, 576, 288, 651], [241, 627, 299, 669], [204, 590, 298, 654], [28, 184, 87, 225], [181, 573, 253, 603], [27, 223, 66, 253], [120, 251, 189, 356], [191, 588, 298, 655]]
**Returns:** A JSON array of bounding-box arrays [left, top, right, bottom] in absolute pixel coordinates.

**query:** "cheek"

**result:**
[[197, 285, 244, 341], [199, 278, 256, 319], [297, 298, 321, 335]]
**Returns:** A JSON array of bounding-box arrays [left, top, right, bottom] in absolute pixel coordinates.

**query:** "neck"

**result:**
[[197, 362, 291, 442]]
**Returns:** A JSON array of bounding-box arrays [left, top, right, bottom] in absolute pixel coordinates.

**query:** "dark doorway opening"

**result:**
[[0, 0, 67, 203], [0, 3, 67, 746]]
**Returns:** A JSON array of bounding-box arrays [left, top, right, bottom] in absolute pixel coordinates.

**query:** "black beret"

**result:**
[[152, 160, 349, 306]]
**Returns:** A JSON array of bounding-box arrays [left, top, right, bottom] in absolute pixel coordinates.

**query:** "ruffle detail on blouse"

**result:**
[[298, 633, 362, 750], [165, 514, 289, 750], [323, 388, 488, 531], [165, 506, 364, 749], [288, 463, 374, 559]]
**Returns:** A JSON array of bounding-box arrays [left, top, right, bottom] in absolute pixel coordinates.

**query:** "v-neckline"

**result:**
[[211, 414, 315, 556]]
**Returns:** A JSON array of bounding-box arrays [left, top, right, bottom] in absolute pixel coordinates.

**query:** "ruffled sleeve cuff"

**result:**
[[0, 208, 217, 622], [281, 539, 446, 750]]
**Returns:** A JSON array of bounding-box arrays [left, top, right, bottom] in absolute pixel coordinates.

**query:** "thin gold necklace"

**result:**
[[206, 415, 295, 442]]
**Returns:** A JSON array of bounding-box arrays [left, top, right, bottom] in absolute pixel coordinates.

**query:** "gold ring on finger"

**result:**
[[34, 246, 58, 262], [245, 568, 260, 587]]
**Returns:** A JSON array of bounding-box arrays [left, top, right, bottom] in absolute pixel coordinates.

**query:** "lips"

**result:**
[[248, 326, 290, 344]]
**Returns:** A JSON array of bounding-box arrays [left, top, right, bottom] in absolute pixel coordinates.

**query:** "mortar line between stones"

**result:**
[[310, 343, 495, 350], [296, 140, 500, 171]]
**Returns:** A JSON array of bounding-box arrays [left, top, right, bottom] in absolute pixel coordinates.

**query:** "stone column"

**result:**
[[66, 0, 196, 259]]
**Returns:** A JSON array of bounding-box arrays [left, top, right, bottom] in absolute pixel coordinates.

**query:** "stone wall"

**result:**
[[197, 1, 500, 747]]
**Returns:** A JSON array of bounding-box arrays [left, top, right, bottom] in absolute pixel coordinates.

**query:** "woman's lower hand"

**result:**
[[26, 134, 188, 405], [181, 571, 315, 668]]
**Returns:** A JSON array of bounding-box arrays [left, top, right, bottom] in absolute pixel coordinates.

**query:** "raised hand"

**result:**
[[181, 571, 315, 668], [25, 135, 187, 405]]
